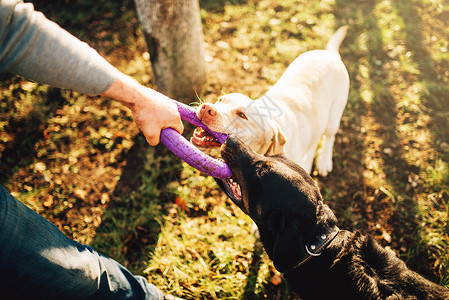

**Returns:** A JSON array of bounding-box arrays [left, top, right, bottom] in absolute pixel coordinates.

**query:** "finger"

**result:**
[[146, 135, 159, 146], [145, 130, 160, 146], [171, 119, 184, 135]]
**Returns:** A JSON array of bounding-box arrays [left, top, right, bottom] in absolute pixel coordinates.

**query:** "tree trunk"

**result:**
[[134, 0, 206, 102]]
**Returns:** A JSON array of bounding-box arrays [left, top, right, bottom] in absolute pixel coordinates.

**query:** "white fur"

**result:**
[[197, 26, 350, 176]]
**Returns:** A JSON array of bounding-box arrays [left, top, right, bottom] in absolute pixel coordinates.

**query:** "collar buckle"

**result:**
[[289, 225, 340, 271]]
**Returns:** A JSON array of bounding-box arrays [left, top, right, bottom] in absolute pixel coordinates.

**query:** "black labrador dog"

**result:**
[[216, 136, 449, 299]]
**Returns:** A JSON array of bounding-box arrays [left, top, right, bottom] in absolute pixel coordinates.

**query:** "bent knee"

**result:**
[[39, 243, 101, 297]]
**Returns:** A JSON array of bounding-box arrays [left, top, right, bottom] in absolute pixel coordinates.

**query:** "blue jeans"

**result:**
[[0, 185, 164, 300]]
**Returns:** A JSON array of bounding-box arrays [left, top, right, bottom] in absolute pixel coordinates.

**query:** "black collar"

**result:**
[[287, 225, 340, 272]]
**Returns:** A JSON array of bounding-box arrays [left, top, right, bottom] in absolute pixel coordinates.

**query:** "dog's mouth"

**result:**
[[215, 138, 247, 205], [218, 175, 242, 204], [191, 127, 221, 149]]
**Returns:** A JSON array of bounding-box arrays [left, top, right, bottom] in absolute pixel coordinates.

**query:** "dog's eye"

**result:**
[[236, 111, 248, 120], [257, 167, 267, 177], [257, 162, 271, 178]]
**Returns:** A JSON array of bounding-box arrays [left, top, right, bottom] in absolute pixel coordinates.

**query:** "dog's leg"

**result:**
[[315, 134, 335, 177], [315, 92, 348, 176]]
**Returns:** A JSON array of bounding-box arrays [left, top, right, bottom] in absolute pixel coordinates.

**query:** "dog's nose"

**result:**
[[200, 103, 217, 117], [225, 134, 244, 149]]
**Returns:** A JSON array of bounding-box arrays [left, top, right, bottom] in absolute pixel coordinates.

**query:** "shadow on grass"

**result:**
[[90, 133, 183, 274], [394, 0, 449, 150], [242, 239, 264, 299], [241, 238, 298, 300], [333, 0, 439, 281], [393, 0, 449, 283], [0, 86, 67, 185]]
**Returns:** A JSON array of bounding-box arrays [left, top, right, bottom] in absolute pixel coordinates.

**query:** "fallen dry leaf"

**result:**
[[175, 196, 187, 211], [34, 162, 46, 173], [73, 189, 88, 201], [42, 195, 54, 207], [271, 275, 282, 286], [101, 193, 109, 204]]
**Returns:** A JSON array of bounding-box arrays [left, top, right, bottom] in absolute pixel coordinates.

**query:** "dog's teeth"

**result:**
[[196, 131, 219, 145]]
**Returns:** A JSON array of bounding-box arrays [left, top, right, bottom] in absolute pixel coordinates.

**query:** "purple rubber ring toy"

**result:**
[[160, 101, 232, 179]]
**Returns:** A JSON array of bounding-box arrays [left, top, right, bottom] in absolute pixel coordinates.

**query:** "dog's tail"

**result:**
[[326, 26, 349, 53]]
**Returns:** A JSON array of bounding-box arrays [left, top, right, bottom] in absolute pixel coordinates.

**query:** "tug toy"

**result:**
[[160, 101, 232, 179]]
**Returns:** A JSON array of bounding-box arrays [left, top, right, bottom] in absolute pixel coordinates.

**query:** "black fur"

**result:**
[[217, 136, 449, 299]]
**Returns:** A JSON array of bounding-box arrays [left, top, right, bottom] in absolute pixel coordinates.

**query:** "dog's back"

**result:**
[[265, 27, 350, 175], [266, 26, 349, 104]]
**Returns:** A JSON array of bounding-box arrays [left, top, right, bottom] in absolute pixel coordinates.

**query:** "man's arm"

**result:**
[[0, 0, 119, 95], [0, 0, 183, 145]]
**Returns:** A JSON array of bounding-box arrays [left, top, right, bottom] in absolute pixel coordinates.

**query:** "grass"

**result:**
[[1, 0, 448, 298]]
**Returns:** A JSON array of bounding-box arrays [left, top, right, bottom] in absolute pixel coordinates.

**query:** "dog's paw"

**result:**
[[316, 157, 332, 177]]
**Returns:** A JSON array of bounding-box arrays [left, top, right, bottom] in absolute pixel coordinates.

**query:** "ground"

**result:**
[[1, 0, 448, 299]]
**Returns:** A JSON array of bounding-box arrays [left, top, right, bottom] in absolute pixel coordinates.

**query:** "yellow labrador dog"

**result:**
[[193, 26, 349, 176]]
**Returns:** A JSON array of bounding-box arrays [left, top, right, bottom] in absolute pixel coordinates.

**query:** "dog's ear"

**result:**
[[259, 214, 306, 273], [274, 204, 337, 273], [265, 120, 286, 156], [273, 222, 306, 272]]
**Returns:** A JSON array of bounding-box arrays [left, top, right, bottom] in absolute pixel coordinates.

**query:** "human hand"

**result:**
[[102, 74, 183, 146], [130, 86, 184, 146]]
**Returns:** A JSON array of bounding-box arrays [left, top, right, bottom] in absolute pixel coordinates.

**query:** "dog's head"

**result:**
[[216, 136, 338, 272], [193, 93, 286, 156]]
